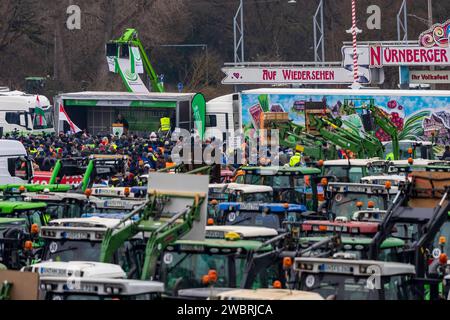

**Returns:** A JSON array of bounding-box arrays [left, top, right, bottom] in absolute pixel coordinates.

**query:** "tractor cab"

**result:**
[[324, 183, 396, 220], [237, 166, 321, 211], [39, 217, 144, 279], [213, 202, 309, 231], [299, 220, 405, 262], [0, 184, 72, 201], [0, 202, 47, 227], [209, 183, 274, 204], [21, 192, 90, 220], [322, 159, 388, 183], [383, 140, 435, 161], [156, 235, 280, 299], [293, 257, 417, 300]]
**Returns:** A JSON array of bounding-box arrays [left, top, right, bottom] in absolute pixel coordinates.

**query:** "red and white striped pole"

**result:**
[[351, 0, 359, 84]]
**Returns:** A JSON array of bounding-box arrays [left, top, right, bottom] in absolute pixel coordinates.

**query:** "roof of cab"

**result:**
[[0, 140, 27, 157], [173, 239, 272, 251], [300, 236, 405, 248], [27, 261, 126, 279], [241, 166, 321, 175], [46, 217, 122, 229], [294, 257, 416, 276], [217, 289, 324, 300], [324, 159, 384, 166], [225, 183, 273, 193], [361, 175, 406, 183], [206, 225, 278, 238], [0, 201, 47, 214], [22, 192, 88, 202]]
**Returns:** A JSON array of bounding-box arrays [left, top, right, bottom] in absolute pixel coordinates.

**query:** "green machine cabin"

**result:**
[[54, 91, 207, 138], [236, 166, 321, 211], [156, 237, 277, 299]]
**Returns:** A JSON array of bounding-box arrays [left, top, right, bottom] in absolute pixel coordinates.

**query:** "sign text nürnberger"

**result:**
[[370, 45, 450, 67]]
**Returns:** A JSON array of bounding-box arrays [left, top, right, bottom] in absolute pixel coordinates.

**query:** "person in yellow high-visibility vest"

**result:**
[[160, 117, 171, 132], [386, 152, 395, 161], [289, 145, 304, 167]]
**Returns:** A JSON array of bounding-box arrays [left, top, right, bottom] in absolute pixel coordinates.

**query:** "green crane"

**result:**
[[260, 112, 337, 161], [108, 28, 164, 93], [343, 99, 400, 160], [308, 114, 384, 159]]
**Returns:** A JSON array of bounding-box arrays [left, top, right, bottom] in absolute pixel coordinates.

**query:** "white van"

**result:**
[[0, 140, 33, 184], [0, 90, 55, 135]]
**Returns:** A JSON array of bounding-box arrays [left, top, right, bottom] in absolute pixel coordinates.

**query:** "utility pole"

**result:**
[[428, 0, 436, 90], [427, 0, 433, 28]]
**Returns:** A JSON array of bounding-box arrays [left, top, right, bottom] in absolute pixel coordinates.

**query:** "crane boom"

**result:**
[[109, 28, 164, 93]]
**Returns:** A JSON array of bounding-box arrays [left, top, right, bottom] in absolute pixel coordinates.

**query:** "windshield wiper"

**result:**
[[231, 216, 252, 226], [51, 247, 78, 255], [336, 198, 358, 207]]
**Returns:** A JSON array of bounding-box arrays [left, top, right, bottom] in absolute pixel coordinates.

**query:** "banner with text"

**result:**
[[221, 66, 372, 85], [410, 70, 450, 84]]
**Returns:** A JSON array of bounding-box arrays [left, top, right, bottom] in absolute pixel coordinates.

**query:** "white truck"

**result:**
[[0, 140, 33, 185], [0, 90, 54, 135]]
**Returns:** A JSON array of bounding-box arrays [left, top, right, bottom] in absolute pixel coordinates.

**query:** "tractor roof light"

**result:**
[[408, 158, 414, 165], [439, 253, 448, 265], [207, 218, 215, 226], [24, 241, 33, 251], [273, 280, 282, 289], [19, 185, 26, 193], [208, 270, 218, 284], [31, 224, 39, 235], [368, 201, 375, 209], [408, 148, 413, 155], [356, 201, 364, 209], [317, 160, 324, 168], [84, 189, 92, 198], [385, 181, 392, 190], [440, 236, 447, 245], [210, 199, 218, 206], [124, 187, 130, 197], [202, 275, 210, 285], [283, 257, 293, 270]]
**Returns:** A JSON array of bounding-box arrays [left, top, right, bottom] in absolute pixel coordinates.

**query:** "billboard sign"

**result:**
[[222, 66, 372, 85]]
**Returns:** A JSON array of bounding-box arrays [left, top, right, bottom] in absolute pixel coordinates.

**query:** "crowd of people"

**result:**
[[7, 125, 328, 184], [12, 130, 177, 176]]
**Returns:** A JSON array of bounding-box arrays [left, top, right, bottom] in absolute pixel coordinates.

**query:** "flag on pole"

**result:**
[[59, 103, 82, 133], [35, 95, 44, 126]]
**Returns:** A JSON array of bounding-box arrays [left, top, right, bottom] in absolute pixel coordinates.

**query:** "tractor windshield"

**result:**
[[232, 192, 273, 203], [299, 273, 416, 300], [45, 202, 84, 220], [330, 194, 386, 219], [43, 240, 101, 262], [160, 250, 278, 295], [4, 209, 44, 228]]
